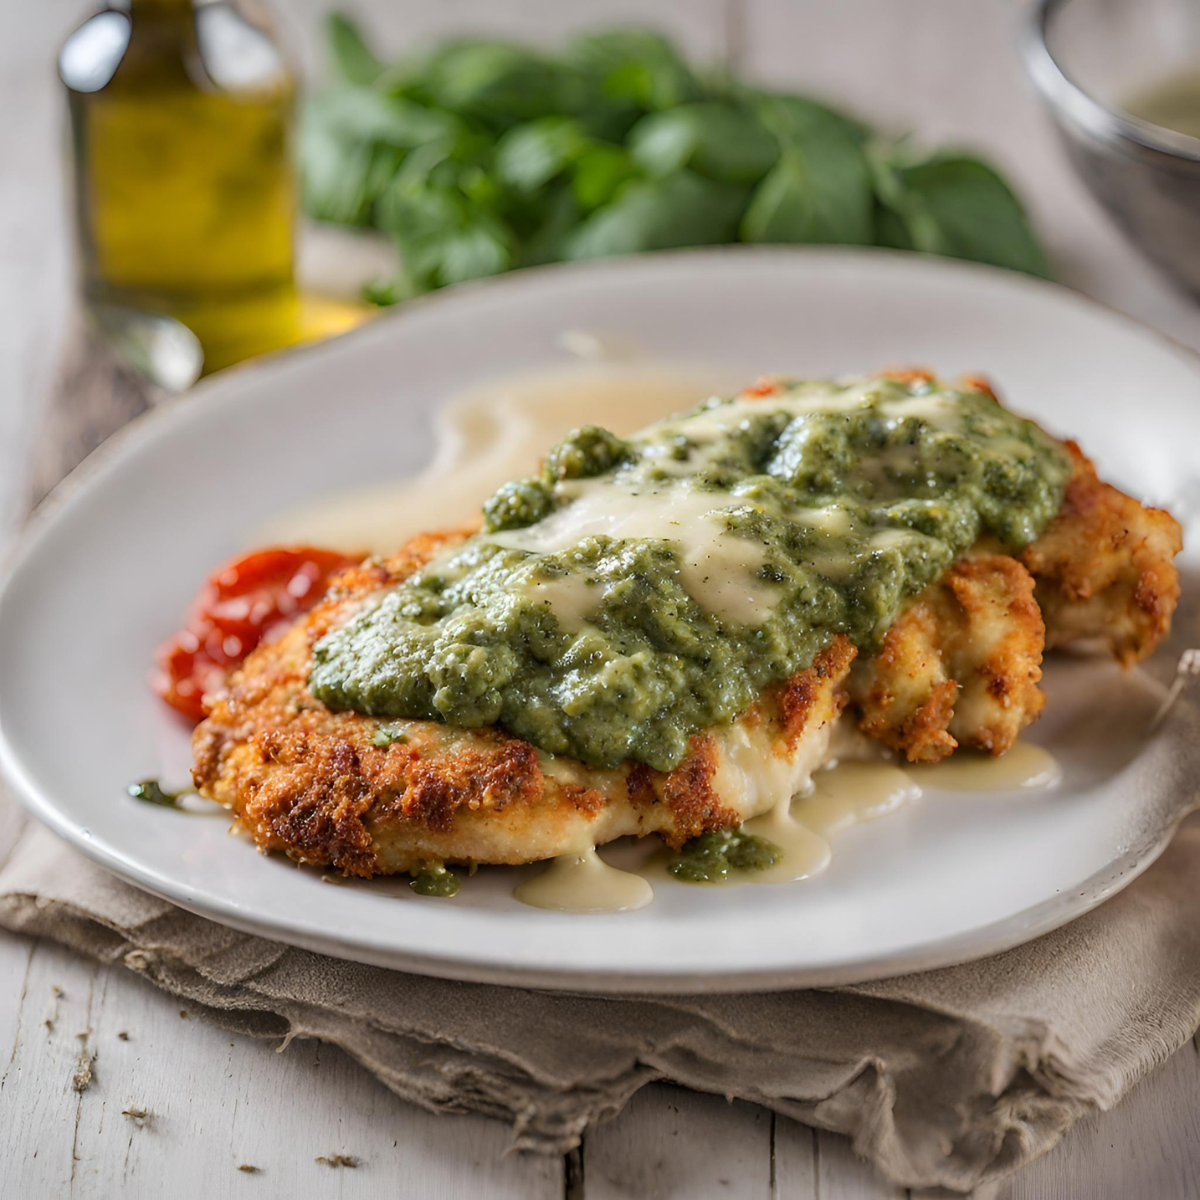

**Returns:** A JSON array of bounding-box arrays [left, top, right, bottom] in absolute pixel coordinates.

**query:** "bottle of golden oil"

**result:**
[[60, 0, 298, 374]]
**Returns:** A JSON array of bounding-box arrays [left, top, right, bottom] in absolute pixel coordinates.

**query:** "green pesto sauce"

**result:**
[[409, 863, 460, 897], [127, 778, 189, 809], [667, 829, 781, 883], [310, 376, 1071, 771], [371, 726, 409, 746]]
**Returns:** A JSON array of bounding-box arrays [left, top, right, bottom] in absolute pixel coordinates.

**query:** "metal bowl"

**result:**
[[1020, 0, 1200, 297]]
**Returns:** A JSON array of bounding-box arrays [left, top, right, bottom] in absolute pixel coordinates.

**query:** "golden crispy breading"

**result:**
[[851, 555, 1046, 763], [193, 533, 856, 875], [1020, 441, 1182, 665], [843, 415, 1181, 764]]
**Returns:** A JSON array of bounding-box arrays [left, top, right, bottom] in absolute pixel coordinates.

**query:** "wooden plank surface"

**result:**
[[584, 1084, 773, 1199], [2, 2, 1199, 1199], [0, 934, 563, 1200], [995, 1036, 1200, 1200]]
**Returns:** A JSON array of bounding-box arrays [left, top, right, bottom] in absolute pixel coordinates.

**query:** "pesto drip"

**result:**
[[127, 779, 192, 809], [667, 829, 781, 883], [409, 863, 460, 897], [311, 376, 1071, 771]]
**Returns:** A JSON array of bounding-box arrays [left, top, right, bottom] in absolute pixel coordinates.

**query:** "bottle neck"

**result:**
[[119, 0, 203, 80], [129, 0, 195, 10]]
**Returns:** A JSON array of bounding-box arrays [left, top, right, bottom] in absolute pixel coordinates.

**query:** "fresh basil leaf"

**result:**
[[299, 25, 1050, 299], [299, 123, 372, 224], [325, 13, 385, 86], [420, 40, 579, 129], [517, 183, 582, 266], [312, 87, 457, 148], [741, 153, 870, 245], [387, 137, 460, 192], [570, 142, 638, 211], [568, 30, 703, 112], [741, 95, 872, 245], [384, 186, 515, 292], [300, 87, 456, 226], [749, 91, 871, 146], [362, 277, 408, 306], [434, 219, 514, 284], [304, 138, 410, 228], [564, 171, 748, 260], [630, 102, 778, 185], [870, 149, 1052, 278], [458, 162, 503, 209], [496, 117, 586, 192]]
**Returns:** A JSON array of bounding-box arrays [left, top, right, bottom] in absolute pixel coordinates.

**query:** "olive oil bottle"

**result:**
[[60, 0, 298, 374]]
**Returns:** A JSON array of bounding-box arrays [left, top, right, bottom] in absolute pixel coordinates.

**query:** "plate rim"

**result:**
[[6, 786, 1187, 993], [2, 244, 1197, 992]]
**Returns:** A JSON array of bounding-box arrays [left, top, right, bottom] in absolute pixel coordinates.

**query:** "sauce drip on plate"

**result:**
[[907, 742, 1061, 791], [514, 848, 653, 913]]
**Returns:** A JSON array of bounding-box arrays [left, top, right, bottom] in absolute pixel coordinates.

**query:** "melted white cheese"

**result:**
[[660, 380, 867, 446], [493, 480, 779, 626], [877, 390, 962, 428], [514, 572, 602, 633]]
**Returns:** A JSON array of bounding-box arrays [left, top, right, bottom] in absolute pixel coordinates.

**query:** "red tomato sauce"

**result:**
[[152, 546, 359, 722]]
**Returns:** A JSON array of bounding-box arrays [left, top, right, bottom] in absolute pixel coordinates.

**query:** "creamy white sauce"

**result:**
[[514, 847, 653, 913], [907, 741, 1061, 791], [638, 744, 1059, 893], [868, 528, 920, 551], [252, 363, 739, 555], [794, 762, 921, 836], [740, 801, 832, 884], [706, 759, 918, 888], [255, 372, 945, 631]]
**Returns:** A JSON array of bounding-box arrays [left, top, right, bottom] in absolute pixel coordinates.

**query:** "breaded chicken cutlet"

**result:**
[[189, 373, 1182, 878]]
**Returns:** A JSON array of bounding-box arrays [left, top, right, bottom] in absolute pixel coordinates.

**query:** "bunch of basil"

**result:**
[[302, 17, 1050, 302]]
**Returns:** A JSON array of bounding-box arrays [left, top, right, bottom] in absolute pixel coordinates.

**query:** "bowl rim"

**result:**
[[1019, 0, 1200, 164]]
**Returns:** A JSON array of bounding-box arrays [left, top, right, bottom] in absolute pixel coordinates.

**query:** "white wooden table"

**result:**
[[2, 3, 1198, 1197]]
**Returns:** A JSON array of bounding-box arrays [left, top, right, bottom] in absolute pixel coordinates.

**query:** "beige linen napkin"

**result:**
[[1, 792, 1197, 1194]]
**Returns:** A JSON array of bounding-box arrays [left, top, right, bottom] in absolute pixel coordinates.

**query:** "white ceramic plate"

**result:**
[[1, 248, 1197, 992]]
